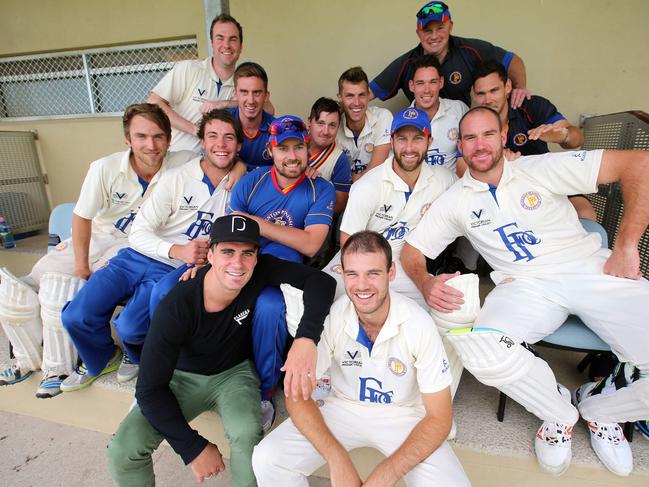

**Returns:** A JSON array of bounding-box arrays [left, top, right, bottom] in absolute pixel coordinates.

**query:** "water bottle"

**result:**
[[0, 216, 16, 249]]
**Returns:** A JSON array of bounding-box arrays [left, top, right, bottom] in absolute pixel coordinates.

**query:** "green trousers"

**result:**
[[107, 360, 262, 487]]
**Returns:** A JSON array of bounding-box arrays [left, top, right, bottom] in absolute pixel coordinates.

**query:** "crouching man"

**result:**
[[252, 231, 470, 486], [107, 214, 336, 486]]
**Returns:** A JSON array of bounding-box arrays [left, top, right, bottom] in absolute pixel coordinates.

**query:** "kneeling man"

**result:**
[[253, 231, 470, 486]]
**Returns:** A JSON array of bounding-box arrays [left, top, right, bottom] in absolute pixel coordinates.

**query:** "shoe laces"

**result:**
[[74, 363, 88, 376], [121, 352, 133, 365], [1, 365, 19, 379], [588, 422, 626, 446], [537, 422, 573, 446]]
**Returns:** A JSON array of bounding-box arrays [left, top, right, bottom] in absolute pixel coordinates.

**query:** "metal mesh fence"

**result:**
[[0, 39, 198, 119]]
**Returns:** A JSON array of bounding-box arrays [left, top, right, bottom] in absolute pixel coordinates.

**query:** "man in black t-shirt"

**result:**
[[107, 214, 336, 486], [369, 1, 530, 108]]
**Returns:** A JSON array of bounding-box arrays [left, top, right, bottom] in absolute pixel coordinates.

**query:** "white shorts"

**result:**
[[325, 250, 426, 308], [27, 236, 127, 286], [254, 395, 470, 486], [478, 249, 649, 370]]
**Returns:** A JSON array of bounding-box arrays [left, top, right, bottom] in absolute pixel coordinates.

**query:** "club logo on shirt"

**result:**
[[493, 222, 540, 262], [383, 221, 409, 241], [359, 377, 394, 404], [373, 205, 393, 222], [513, 133, 528, 146], [266, 209, 294, 227], [114, 211, 137, 234], [388, 357, 407, 376], [198, 88, 206, 97], [184, 211, 214, 240], [180, 195, 199, 211], [351, 159, 367, 175], [111, 191, 130, 206], [330, 264, 343, 274], [342, 350, 362, 367], [425, 148, 446, 166], [469, 208, 491, 228], [441, 358, 450, 374], [233, 309, 250, 326], [420, 203, 431, 216], [447, 127, 459, 140], [365, 143, 374, 153], [449, 71, 462, 84], [193, 88, 209, 103], [520, 191, 542, 210], [572, 151, 587, 161]]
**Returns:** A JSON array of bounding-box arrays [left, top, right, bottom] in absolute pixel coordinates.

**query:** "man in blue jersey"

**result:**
[[229, 115, 336, 428], [369, 2, 529, 108], [228, 62, 275, 171]]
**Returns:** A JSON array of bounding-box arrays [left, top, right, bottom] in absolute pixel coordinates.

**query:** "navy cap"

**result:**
[[391, 107, 431, 136]]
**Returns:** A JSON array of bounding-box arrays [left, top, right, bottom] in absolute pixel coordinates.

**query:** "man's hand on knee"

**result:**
[[422, 272, 464, 312], [604, 244, 642, 279], [282, 337, 317, 401], [190, 442, 225, 483]]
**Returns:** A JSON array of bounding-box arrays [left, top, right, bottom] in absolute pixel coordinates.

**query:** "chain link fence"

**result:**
[[0, 39, 198, 119]]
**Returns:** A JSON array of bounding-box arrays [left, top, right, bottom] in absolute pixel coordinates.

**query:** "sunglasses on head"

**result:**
[[269, 118, 308, 136], [416, 2, 448, 19]]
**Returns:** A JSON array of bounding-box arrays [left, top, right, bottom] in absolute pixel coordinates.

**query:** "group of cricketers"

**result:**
[[1, 2, 648, 486]]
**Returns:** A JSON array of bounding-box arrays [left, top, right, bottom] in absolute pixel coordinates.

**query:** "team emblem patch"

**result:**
[[420, 203, 431, 216], [449, 71, 462, 84], [513, 133, 528, 146], [520, 191, 542, 210], [447, 127, 459, 140], [55, 241, 68, 251], [267, 209, 294, 227], [388, 357, 407, 376], [403, 108, 419, 119], [365, 143, 374, 153], [330, 264, 343, 274]]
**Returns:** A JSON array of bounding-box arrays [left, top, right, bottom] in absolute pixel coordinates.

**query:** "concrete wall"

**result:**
[[1, 0, 648, 204]]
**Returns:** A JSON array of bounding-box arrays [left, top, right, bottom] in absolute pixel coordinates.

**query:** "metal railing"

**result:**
[[583, 111, 649, 278]]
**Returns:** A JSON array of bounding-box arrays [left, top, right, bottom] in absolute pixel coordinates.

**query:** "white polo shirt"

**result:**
[[411, 97, 468, 171], [341, 158, 456, 258], [152, 57, 235, 153], [129, 157, 231, 267], [317, 292, 451, 407], [407, 150, 604, 279], [336, 106, 393, 176], [73, 150, 194, 240]]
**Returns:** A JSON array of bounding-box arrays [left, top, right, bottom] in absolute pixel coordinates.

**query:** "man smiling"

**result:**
[[107, 214, 336, 486]]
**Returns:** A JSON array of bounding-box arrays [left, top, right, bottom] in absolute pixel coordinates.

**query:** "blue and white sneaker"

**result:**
[[0, 364, 33, 385], [35, 371, 67, 398], [60, 348, 122, 392]]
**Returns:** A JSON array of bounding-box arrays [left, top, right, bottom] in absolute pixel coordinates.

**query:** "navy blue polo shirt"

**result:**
[[506, 96, 566, 155], [370, 36, 514, 106], [228, 107, 275, 171]]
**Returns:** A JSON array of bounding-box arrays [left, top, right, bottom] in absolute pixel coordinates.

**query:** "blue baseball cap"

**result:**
[[267, 115, 310, 147], [416, 2, 452, 31], [391, 108, 431, 136]]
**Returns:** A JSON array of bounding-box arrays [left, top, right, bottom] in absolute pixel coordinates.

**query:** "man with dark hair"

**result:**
[[228, 62, 276, 170], [148, 14, 243, 153], [60, 109, 245, 392], [0, 104, 194, 398], [459, 60, 593, 219], [253, 231, 471, 487], [229, 115, 336, 428], [370, 2, 529, 108], [307, 97, 352, 214], [107, 214, 336, 486], [402, 106, 649, 476], [409, 54, 468, 171], [336, 67, 393, 179]]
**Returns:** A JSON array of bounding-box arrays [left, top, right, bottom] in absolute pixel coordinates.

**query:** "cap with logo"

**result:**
[[267, 115, 310, 147], [390, 107, 431, 136], [208, 214, 260, 247], [416, 2, 451, 31]]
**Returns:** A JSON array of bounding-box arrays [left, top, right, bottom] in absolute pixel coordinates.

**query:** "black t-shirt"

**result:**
[[370, 36, 512, 106], [136, 254, 336, 464], [507, 96, 566, 155]]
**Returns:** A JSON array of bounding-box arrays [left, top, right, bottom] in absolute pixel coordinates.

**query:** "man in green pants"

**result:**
[[106, 214, 336, 486]]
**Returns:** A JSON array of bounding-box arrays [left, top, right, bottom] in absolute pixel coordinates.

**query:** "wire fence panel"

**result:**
[[0, 40, 198, 119]]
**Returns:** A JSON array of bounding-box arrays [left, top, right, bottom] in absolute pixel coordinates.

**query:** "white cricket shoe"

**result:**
[[587, 421, 633, 476], [534, 421, 573, 475]]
